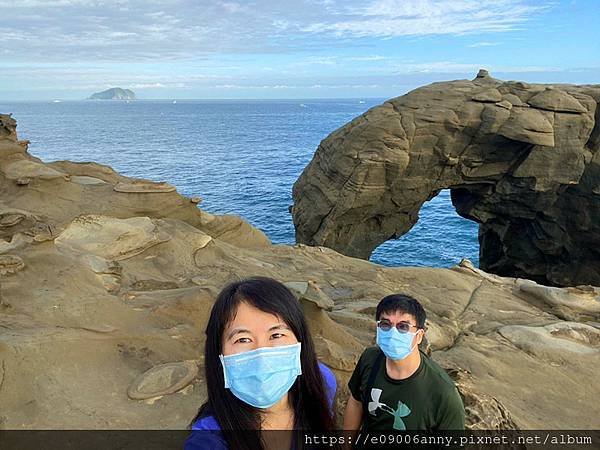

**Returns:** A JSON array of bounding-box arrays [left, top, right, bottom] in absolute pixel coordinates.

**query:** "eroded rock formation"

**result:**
[[1, 114, 599, 430], [0, 114, 270, 255], [292, 71, 600, 287]]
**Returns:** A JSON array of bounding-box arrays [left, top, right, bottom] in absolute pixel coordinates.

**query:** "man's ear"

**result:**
[[416, 328, 425, 345]]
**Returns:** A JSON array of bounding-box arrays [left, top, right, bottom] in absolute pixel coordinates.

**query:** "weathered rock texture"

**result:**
[[292, 71, 600, 287], [1, 114, 599, 430]]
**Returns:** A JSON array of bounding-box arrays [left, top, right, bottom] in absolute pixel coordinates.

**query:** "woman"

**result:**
[[185, 276, 337, 450]]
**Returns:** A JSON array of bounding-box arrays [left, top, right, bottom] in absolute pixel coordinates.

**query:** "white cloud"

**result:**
[[129, 83, 169, 88], [219, 1, 246, 13], [0, 0, 95, 6], [211, 82, 384, 90], [300, 56, 339, 65], [468, 41, 500, 47], [302, 0, 551, 38], [0, 0, 554, 63], [347, 55, 387, 61], [391, 61, 563, 74], [393, 61, 482, 73], [3, 0, 590, 100], [212, 83, 300, 89], [289, 54, 388, 68]]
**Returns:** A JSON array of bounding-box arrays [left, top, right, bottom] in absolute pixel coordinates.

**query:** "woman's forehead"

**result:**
[[225, 301, 284, 330]]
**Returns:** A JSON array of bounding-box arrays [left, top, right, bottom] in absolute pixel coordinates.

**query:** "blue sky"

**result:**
[[0, 0, 598, 100]]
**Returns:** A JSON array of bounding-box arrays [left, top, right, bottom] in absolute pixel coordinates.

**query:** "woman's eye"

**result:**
[[235, 337, 252, 344], [270, 333, 284, 339]]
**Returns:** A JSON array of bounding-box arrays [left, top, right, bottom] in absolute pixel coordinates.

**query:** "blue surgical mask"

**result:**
[[376, 327, 417, 361], [219, 342, 302, 408]]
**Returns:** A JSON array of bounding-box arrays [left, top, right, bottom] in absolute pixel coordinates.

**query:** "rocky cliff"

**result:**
[[292, 70, 600, 287], [0, 112, 599, 430]]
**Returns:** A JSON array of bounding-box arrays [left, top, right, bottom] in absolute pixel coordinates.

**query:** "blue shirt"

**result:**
[[185, 361, 337, 450]]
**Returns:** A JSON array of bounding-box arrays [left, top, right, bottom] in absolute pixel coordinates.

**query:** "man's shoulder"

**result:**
[[420, 353, 466, 429], [359, 346, 383, 367], [421, 352, 458, 392]]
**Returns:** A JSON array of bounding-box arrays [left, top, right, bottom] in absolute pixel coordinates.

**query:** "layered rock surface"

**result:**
[[1, 113, 599, 430], [292, 71, 600, 287]]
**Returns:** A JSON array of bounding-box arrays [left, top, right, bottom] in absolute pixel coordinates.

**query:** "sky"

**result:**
[[0, 0, 598, 100]]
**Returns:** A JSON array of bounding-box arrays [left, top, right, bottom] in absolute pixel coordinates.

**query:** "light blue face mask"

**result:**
[[376, 327, 417, 361], [219, 342, 302, 409]]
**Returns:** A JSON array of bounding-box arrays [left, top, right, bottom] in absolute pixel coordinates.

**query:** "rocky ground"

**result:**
[[0, 111, 599, 430]]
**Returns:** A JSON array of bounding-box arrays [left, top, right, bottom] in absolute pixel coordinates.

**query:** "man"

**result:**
[[344, 294, 465, 432]]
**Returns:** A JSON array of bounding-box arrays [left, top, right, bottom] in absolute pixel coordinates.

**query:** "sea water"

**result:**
[[0, 99, 479, 268]]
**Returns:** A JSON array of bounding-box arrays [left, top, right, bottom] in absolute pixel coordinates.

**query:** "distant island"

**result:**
[[88, 87, 136, 100]]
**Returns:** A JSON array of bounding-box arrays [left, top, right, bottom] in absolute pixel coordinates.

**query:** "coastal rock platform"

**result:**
[[0, 109, 598, 430]]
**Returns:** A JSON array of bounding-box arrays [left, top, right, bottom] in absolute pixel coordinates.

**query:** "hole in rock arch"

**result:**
[[370, 190, 479, 268]]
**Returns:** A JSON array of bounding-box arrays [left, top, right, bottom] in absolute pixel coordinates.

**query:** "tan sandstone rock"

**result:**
[[292, 72, 600, 287], [0, 93, 598, 431]]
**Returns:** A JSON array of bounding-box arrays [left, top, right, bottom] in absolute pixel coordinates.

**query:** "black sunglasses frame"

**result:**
[[376, 319, 423, 333]]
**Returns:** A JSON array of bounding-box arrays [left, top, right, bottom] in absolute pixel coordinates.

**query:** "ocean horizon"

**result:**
[[0, 98, 480, 268]]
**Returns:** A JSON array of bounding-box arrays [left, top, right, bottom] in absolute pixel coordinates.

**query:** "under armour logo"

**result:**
[[368, 388, 411, 430]]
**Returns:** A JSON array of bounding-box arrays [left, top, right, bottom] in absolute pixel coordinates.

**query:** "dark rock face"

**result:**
[[292, 72, 600, 287], [88, 87, 136, 100]]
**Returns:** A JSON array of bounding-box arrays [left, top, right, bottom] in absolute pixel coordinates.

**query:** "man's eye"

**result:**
[[270, 333, 284, 339], [235, 337, 252, 344]]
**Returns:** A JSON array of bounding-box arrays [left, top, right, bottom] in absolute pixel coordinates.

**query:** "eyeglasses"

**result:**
[[377, 320, 421, 333]]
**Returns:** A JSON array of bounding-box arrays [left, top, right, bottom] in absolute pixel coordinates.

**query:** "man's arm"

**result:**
[[343, 393, 363, 430], [345, 348, 368, 448], [343, 394, 363, 450], [436, 386, 466, 430]]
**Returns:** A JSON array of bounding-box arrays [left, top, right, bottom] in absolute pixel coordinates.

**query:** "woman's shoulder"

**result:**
[[317, 360, 337, 410], [317, 360, 336, 388], [191, 414, 221, 430], [186, 415, 227, 450]]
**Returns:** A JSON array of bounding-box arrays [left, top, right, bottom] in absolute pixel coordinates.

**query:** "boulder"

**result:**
[[498, 107, 554, 146], [472, 88, 503, 103], [127, 361, 199, 400], [527, 88, 587, 113], [55, 215, 171, 261]]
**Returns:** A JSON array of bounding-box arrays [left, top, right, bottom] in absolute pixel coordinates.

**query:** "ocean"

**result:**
[[0, 99, 479, 268]]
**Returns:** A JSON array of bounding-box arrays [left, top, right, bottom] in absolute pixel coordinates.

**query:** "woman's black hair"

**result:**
[[191, 276, 336, 450]]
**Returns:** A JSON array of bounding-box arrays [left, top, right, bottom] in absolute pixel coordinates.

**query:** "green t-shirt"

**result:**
[[348, 347, 465, 431]]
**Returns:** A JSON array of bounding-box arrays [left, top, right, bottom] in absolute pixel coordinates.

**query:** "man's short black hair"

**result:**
[[376, 294, 426, 329]]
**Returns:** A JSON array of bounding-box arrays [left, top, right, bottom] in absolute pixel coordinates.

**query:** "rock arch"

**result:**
[[292, 71, 600, 287]]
